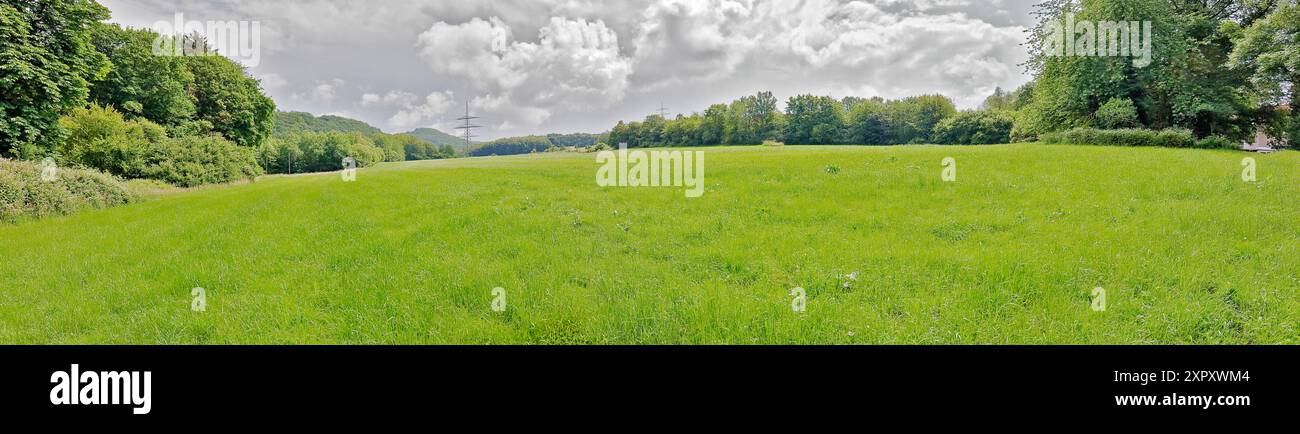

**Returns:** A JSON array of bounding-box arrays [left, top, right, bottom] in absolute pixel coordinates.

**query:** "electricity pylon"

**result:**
[[455, 101, 481, 151]]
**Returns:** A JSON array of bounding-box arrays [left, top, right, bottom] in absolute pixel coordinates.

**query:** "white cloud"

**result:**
[[361, 91, 419, 108], [625, 0, 1028, 107], [361, 90, 458, 129], [630, 0, 757, 88], [388, 91, 458, 130], [254, 72, 288, 91], [301, 78, 346, 103], [415, 16, 634, 129]]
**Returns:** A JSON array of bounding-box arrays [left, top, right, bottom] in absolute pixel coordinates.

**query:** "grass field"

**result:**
[[1, 144, 1297, 344]]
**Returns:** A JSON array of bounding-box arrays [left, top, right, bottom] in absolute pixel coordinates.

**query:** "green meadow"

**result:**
[[1, 144, 1297, 344]]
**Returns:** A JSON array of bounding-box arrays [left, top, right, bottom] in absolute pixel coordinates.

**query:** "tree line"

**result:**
[[607, 91, 1011, 148], [468, 133, 603, 156]]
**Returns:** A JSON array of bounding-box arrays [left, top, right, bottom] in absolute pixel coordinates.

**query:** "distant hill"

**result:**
[[271, 112, 602, 157], [274, 111, 384, 137], [407, 128, 475, 154]]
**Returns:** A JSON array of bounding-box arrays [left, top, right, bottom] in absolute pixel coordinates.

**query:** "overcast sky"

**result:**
[[101, 0, 1038, 140]]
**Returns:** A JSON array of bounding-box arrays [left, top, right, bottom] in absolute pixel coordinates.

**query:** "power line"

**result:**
[[657, 102, 669, 119], [454, 101, 481, 150]]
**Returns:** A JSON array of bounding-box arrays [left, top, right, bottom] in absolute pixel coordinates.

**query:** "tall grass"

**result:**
[[0, 145, 1296, 344]]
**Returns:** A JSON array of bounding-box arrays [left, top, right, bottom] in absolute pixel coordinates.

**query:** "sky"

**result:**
[[100, 0, 1039, 140]]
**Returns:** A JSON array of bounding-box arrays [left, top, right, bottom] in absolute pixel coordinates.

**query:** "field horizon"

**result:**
[[3, 144, 1297, 344]]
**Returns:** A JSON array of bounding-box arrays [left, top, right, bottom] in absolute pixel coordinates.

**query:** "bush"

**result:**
[[1042, 128, 1196, 148], [1195, 136, 1237, 150], [140, 135, 263, 187], [0, 158, 135, 223], [933, 110, 1013, 145], [1154, 128, 1196, 148], [55, 104, 261, 187], [57, 104, 167, 177], [1094, 98, 1141, 129]]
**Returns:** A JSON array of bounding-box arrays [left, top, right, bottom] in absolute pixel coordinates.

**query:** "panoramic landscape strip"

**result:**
[[1, 0, 1297, 346]]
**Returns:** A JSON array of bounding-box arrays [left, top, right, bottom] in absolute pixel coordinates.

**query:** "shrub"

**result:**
[[57, 104, 167, 177], [1154, 128, 1196, 148], [55, 104, 261, 187], [139, 135, 263, 187], [1195, 136, 1237, 150], [0, 158, 135, 223], [933, 110, 1013, 145], [1094, 98, 1141, 129], [1042, 128, 1196, 148]]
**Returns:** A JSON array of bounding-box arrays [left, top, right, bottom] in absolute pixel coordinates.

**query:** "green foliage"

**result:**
[[271, 112, 452, 162], [1042, 127, 1199, 148], [844, 94, 961, 145], [846, 98, 891, 145], [0, 0, 111, 157], [732, 91, 783, 144], [88, 24, 197, 128], [57, 104, 166, 176], [1094, 98, 1140, 129], [1020, 0, 1267, 140], [1195, 136, 1237, 150], [1230, 1, 1300, 143], [609, 92, 787, 148], [609, 91, 962, 147], [546, 133, 602, 148], [982, 84, 1035, 112], [785, 94, 847, 145], [699, 104, 728, 146], [884, 95, 958, 144], [258, 132, 385, 174], [140, 135, 263, 187], [273, 111, 383, 137], [468, 136, 554, 156], [406, 128, 473, 154], [375, 133, 452, 161], [374, 134, 407, 162], [185, 55, 276, 147], [54, 104, 260, 187], [933, 110, 1014, 145], [0, 158, 134, 223]]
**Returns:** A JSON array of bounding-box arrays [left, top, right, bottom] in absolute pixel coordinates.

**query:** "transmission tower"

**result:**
[[657, 102, 669, 119], [455, 101, 481, 150]]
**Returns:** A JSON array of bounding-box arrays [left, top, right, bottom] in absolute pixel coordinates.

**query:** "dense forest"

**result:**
[[273, 112, 384, 137]]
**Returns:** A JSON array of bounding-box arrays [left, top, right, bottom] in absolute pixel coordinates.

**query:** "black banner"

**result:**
[[0, 346, 1292, 421]]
